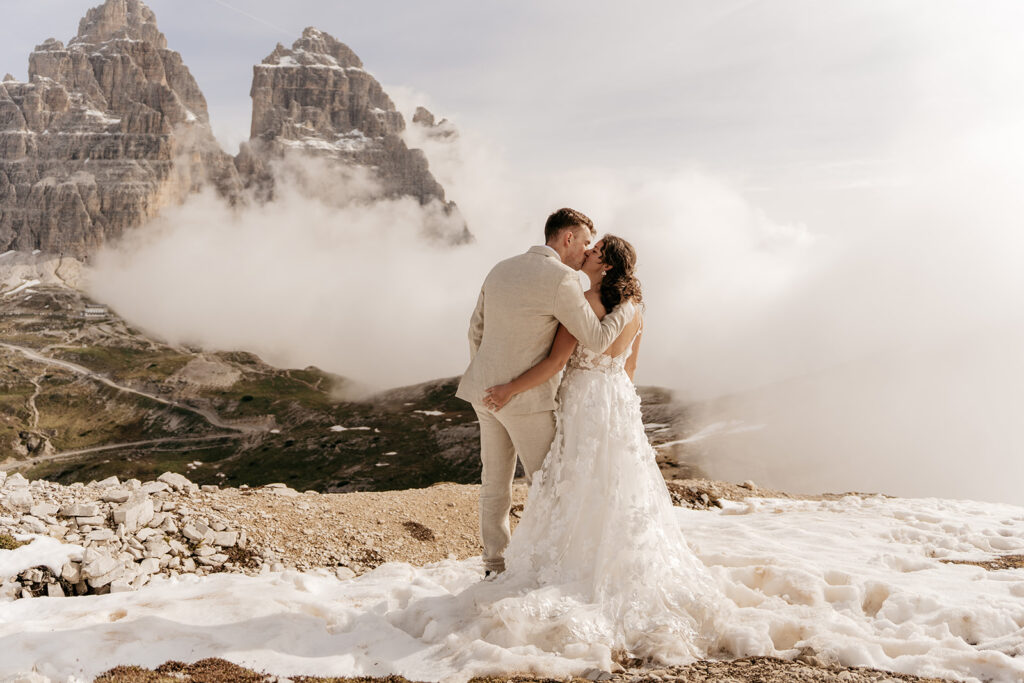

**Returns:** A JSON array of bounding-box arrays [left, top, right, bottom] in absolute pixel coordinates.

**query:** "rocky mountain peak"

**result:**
[[0, 0, 240, 257], [412, 106, 457, 140], [72, 0, 166, 48], [240, 28, 470, 243], [250, 28, 398, 141], [412, 106, 437, 127], [261, 27, 364, 71]]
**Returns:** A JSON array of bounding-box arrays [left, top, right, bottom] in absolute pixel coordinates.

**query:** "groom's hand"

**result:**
[[484, 384, 514, 411]]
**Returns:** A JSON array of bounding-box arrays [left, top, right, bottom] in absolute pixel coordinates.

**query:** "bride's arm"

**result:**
[[484, 325, 577, 411], [624, 321, 643, 382]]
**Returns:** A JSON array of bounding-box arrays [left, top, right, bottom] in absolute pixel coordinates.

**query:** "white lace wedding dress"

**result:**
[[487, 332, 730, 664], [389, 330, 731, 676]]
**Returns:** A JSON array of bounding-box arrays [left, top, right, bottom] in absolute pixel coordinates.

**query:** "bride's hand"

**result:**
[[484, 384, 514, 411]]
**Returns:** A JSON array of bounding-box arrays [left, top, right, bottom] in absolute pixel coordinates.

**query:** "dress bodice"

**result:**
[[566, 345, 630, 375], [565, 323, 640, 376]]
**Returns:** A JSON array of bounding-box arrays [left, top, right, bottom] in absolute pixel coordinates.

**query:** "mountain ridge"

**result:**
[[0, 0, 468, 257]]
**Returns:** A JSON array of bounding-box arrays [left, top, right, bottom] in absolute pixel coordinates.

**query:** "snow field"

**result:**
[[1, 495, 1022, 682]]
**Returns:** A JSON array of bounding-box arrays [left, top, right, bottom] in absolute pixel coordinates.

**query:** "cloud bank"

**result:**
[[85, 0, 1024, 506]]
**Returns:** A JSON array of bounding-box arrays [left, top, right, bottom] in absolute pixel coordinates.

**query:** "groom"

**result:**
[[456, 208, 635, 576]]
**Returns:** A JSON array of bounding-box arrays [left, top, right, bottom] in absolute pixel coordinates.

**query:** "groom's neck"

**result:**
[[543, 242, 567, 265]]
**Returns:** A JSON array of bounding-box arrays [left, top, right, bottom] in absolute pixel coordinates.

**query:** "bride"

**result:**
[[478, 235, 729, 665]]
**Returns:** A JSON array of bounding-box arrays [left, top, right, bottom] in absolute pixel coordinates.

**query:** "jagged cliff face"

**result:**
[[0, 0, 241, 258], [238, 28, 470, 243], [0, 4, 468, 256]]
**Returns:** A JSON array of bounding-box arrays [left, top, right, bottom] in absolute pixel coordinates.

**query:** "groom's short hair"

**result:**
[[544, 208, 594, 243]]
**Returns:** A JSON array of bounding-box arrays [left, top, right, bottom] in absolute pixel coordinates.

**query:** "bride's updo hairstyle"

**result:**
[[598, 234, 642, 311]]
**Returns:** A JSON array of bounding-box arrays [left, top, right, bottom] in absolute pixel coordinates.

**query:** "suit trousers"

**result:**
[[473, 403, 556, 572]]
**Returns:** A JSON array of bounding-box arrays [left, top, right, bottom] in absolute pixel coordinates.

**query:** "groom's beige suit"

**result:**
[[456, 245, 633, 572]]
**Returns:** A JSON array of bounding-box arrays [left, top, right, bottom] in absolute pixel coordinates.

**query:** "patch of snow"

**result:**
[[280, 137, 342, 153], [413, 410, 444, 417], [656, 420, 766, 448], [2, 279, 41, 297], [329, 425, 371, 432], [84, 108, 121, 125], [0, 535, 83, 580], [333, 130, 370, 152], [0, 251, 15, 259]]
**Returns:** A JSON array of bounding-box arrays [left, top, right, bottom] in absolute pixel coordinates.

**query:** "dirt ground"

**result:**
[[208, 478, 812, 573]]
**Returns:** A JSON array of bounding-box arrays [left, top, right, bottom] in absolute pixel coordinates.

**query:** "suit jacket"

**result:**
[[455, 246, 634, 415]]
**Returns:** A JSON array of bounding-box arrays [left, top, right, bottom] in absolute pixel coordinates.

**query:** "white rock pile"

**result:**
[[0, 470, 265, 600]]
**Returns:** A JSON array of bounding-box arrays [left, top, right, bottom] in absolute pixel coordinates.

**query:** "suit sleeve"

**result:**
[[552, 274, 635, 352], [468, 288, 485, 359]]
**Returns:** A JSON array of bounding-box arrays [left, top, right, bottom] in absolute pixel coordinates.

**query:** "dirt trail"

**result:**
[[0, 341, 266, 434]]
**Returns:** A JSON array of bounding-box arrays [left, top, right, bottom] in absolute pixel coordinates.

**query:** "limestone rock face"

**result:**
[[0, 0, 241, 258], [412, 106, 458, 140], [239, 27, 470, 243]]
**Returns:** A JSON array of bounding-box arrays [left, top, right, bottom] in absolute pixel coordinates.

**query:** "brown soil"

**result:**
[[213, 478, 840, 573], [95, 656, 950, 682], [940, 554, 1024, 570]]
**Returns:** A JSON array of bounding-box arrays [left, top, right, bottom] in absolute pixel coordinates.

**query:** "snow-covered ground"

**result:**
[[3, 495, 1024, 682]]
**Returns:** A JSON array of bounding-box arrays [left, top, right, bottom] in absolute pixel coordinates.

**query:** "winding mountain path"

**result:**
[[4, 434, 244, 473], [0, 342, 267, 434]]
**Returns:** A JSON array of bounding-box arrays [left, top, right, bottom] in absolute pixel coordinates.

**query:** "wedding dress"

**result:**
[[487, 329, 729, 664], [389, 327, 731, 676]]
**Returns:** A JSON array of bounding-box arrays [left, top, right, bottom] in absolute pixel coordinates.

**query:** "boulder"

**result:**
[[3, 473, 29, 489], [73, 515, 106, 526], [6, 489, 34, 511], [101, 490, 131, 504], [59, 503, 99, 518], [82, 554, 119, 580], [213, 531, 237, 547], [61, 561, 82, 584], [20, 515, 46, 533], [87, 565, 123, 588], [157, 472, 195, 492], [29, 503, 59, 518], [112, 495, 154, 533], [137, 558, 161, 575], [143, 538, 171, 558]]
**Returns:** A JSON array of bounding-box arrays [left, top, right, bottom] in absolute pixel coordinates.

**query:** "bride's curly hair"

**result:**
[[598, 234, 643, 311]]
